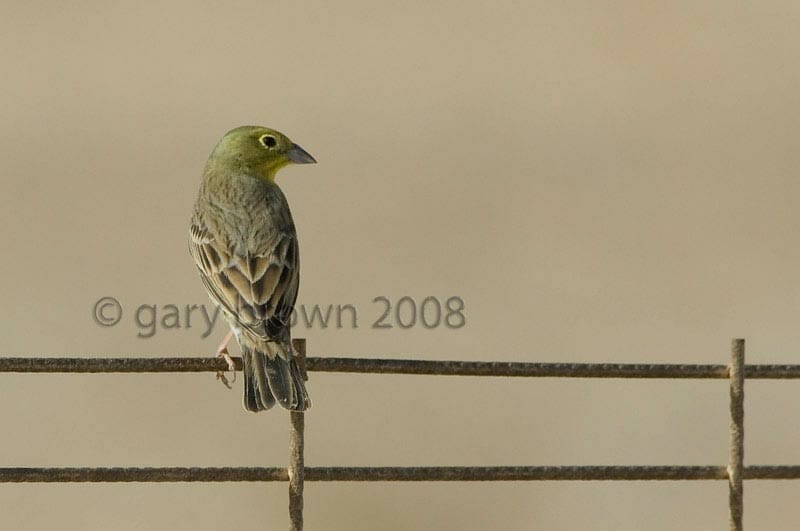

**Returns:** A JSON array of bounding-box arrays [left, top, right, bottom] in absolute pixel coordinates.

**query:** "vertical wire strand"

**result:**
[[728, 338, 745, 531], [289, 339, 306, 531]]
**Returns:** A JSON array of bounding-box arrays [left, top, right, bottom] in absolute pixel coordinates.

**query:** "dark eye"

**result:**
[[260, 135, 277, 148]]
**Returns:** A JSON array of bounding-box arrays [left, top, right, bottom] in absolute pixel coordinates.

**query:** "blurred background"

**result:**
[[1, 1, 799, 529]]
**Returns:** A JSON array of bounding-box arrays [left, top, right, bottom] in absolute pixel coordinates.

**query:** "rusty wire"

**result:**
[[2, 356, 800, 378], [288, 341, 306, 531], [0, 338, 793, 531], [2, 465, 800, 483], [728, 339, 745, 531]]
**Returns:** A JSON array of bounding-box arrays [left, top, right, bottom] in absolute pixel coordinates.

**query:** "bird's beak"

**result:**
[[287, 143, 317, 164]]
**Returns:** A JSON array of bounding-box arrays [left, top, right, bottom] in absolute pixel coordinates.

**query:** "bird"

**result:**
[[189, 125, 315, 412]]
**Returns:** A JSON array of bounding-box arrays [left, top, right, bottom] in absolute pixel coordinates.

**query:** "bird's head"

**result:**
[[207, 125, 316, 181]]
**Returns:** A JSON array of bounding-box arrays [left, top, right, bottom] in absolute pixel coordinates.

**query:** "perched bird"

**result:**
[[189, 125, 315, 412]]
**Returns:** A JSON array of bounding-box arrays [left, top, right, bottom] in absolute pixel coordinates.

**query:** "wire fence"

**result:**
[[2, 338, 797, 530]]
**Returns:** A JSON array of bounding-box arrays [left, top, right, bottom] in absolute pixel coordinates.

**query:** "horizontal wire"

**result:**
[[1, 466, 800, 483], [1, 356, 800, 378], [0, 467, 287, 482]]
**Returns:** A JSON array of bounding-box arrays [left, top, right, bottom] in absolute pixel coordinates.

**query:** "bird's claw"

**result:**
[[215, 348, 237, 389]]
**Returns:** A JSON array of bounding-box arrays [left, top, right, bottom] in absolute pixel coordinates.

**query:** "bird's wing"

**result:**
[[189, 219, 298, 342]]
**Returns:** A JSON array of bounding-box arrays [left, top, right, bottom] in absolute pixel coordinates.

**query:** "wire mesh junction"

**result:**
[[0, 339, 790, 531]]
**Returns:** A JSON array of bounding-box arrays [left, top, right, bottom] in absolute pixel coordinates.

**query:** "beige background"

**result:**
[[1, 1, 799, 529]]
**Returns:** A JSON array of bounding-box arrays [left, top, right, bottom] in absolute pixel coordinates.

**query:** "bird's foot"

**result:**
[[215, 342, 237, 389]]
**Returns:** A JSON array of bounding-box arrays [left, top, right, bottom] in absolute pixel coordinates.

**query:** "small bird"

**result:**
[[189, 125, 315, 412]]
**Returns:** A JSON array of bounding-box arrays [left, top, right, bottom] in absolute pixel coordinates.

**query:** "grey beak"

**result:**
[[287, 143, 317, 164]]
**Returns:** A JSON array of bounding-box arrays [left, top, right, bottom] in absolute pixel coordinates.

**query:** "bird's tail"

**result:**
[[241, 340, 311, 412]]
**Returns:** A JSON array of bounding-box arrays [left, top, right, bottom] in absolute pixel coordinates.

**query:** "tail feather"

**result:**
[[242, 346, 276, 412], [241, 341, 310, 412]]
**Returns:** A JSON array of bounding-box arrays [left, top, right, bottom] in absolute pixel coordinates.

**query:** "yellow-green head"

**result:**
[[206, 125, 316, 182]]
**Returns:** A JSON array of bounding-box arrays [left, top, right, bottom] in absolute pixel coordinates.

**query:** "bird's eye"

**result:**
[[260, 135, 277, 148]]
